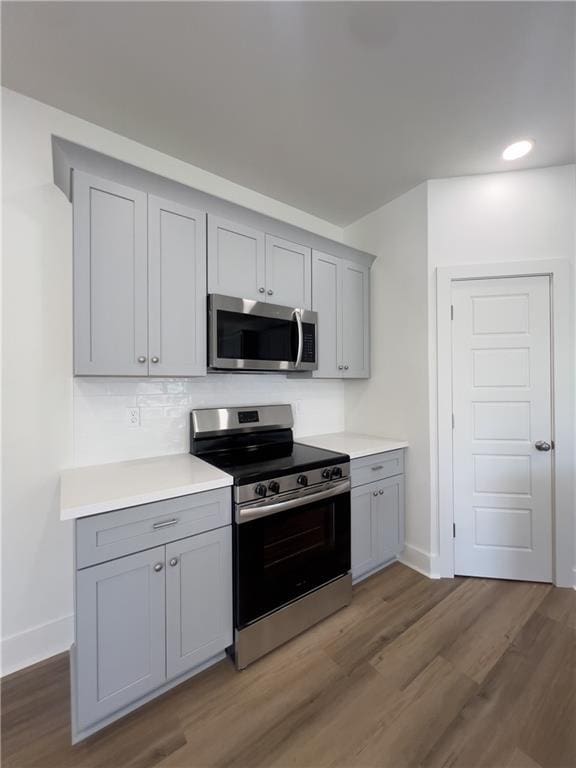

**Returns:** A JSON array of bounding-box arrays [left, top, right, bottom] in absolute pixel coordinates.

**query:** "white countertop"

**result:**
[[299, 432, 408, 460], [60, 453, 233, 521]]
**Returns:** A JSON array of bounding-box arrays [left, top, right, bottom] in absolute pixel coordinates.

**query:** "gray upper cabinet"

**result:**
[[166, 527, 232, 679], [73, 172, 208, 377], [73, 171, 148, 375], [341, 261, 370, 378], [264, 235, 311, 308], [148, 196, 206, 376], [312, 251, 341, 377], [75, 546, 167, 732], [312, 251, 370, 378], [207, 216, 265, 301]]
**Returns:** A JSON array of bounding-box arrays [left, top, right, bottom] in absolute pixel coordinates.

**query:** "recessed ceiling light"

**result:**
[[502, 140, 533, 161]]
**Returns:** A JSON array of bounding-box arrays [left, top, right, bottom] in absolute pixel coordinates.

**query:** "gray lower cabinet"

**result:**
[[312, 251, 370, 378], [73, 171, 207, 377], [350, 453, 405, 583], [72, 491, 232, 742], [75, 546, 167, 733], [166, 528, 232, 679]]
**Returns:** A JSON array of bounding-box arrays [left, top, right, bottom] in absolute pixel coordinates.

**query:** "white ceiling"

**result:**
[[2, 2, 574, 225]]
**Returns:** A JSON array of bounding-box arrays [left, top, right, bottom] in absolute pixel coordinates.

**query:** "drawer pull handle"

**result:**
[[371, 465, 384, 471], [152, 518, 179, 529]]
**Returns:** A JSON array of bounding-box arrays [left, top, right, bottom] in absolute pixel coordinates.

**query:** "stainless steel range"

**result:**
[[190, 404, 352, 669]]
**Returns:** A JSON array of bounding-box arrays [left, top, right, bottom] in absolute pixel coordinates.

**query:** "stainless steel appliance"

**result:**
[[208, 294, 318, 372], [190, 404, 351, 669]]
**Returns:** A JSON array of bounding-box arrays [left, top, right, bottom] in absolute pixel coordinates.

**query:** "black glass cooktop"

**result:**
[[199, 442, 348, 485]]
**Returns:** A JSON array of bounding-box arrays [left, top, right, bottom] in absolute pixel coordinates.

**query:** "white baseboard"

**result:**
[[1, 615, 73, 677], [399, 543, 440, 579]]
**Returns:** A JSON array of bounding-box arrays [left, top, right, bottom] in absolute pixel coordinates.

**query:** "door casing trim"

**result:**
[[436, 260, 573, 587]]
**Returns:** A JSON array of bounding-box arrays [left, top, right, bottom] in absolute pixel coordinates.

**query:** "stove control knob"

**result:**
[[268, 481, 280, 494], [254, 484, 267, 498], [297, 474, 309, 487], [331, 466, 343, 480], [321, 468, 331, 480]]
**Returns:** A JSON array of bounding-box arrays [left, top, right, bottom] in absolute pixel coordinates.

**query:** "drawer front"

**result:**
[[351, 450, 404, 488], [76, 487, 231, 568]]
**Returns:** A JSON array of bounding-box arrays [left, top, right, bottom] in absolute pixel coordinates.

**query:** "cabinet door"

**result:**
[[75, 547, 166, 731], [73, 171, 148, 375], [312, 250, 342, 378], [207, 216, 265, 301], [265, 235, 311, 308], [378, 474, 405, 563], [341, 261, 370, 378], [166, 527, 232, 679], [148, 197, 207, 376], [351, 484, 381, 580]]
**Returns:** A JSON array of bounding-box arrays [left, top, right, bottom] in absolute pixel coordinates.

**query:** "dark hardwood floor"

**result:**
[[2, 563, 575, 768]]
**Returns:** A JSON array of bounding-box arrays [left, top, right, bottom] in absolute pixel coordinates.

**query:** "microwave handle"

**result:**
[[294, 309, 303, 368]]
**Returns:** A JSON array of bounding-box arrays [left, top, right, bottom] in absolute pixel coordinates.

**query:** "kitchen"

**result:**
[[2, 3, 575, 767]]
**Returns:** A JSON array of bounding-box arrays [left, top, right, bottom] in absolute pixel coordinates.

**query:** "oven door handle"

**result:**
[[237, 478, 350, 524], [293, 308, 303, 369]]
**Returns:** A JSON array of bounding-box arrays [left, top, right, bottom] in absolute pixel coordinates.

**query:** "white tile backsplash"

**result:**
[[73, 375, 346, 466]]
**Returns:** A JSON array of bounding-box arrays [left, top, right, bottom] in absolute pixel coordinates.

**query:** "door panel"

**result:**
[[351, 484, 380, 580], [341, 261, 370, 378], [148, 197, 206, 376], [265, 235, 311, 308], [73, 171, 148, 375], [75, 547, 166, 731], [452, 276, 552, 582], [207, 216, 265, 301], [312, 250, 342, 378], [166, 528, 232, 678]]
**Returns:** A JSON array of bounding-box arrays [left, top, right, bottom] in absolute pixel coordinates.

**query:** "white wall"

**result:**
[[1, 88, 346, 675], [343, 183, 432, 575], [427, 165, 576, 581]]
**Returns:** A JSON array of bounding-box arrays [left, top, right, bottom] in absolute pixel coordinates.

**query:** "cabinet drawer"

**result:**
[[351, 450, 404, 488], [76, 488, 231, 568]]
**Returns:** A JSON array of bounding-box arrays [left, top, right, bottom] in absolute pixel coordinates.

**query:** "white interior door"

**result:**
[[452, 276, 552, 582]]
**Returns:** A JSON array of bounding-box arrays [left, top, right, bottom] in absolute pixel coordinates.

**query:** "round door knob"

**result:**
[[379, 489, 384, 495], [373, 491, 378, 497], [268, 481, 280, 494], [169, 557, 178, 567], [535, 441, 551, 452], [153, 563, 163, 572], [255, 483, 267, 497], [344, 365, 349, 370], [138, 356, 147, 363], [259, 287, 265, 293], [297, 474, 309, 487], [151, 356, 159, 364], [267, 289, 274, 296]]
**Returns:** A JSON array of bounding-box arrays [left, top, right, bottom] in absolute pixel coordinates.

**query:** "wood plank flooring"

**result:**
[[2, 564, 574, 768]]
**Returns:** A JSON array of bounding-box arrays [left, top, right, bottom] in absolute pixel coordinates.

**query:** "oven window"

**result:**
[[235, 492, 351, 628], [217, 310, 297, 362]]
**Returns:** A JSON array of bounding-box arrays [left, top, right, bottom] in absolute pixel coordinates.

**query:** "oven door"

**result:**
[[208, 293, 317, 371], [234, 479, 351, 628]]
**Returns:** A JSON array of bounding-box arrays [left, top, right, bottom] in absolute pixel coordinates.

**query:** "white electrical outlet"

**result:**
[[126, 406, 141, 427]]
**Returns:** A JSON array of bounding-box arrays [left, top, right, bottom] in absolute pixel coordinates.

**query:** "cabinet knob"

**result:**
[[169, 557, 179, 567], [151, 357, 159, 364], [338, 365, 344, 370], [373, 491, 378, 497], [153, 562, 163, 572], [344, 365, 349, 370], [267, 289, 274, 296], [259, 287, 265, 294], [379, 489, 384, 495], [138, 356, 147, 364]]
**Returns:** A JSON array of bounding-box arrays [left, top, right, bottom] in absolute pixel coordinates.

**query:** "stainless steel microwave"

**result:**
[[208, 294, 318, 372]]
